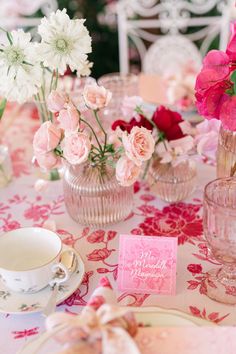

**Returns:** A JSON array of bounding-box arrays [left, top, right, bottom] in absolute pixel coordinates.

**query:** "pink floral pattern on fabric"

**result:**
[[189, 306, 229, 324], [132, 201, 203, 245]]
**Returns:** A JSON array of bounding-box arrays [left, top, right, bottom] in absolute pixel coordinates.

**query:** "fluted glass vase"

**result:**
[[63, 162, 134, 227], [147, 158, 197, 202], [217, 125, 236, 178]]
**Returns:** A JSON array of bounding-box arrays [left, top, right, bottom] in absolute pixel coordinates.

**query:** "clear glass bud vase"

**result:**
[[147, 158, 197, 202], [217, 125, 236, 177], [63, 163, 134, 227]]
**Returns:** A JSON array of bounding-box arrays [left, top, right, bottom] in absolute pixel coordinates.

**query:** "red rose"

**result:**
[[187, 264, 202, 274], [112, 115, 153, 133], [151, 106, 184, 141]]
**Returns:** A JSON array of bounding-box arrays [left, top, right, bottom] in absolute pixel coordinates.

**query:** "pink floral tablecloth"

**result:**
[[0, 105, 235, 354]]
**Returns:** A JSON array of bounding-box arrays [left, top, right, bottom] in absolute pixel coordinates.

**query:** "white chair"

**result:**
[[117, 0, 233, 74], [0, 0, 58, 31]]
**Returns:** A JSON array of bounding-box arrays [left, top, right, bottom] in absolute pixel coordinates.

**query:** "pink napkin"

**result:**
[[46, 277, 139, 354]]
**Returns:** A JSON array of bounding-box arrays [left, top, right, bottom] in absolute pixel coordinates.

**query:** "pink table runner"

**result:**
[[0, 105, 235, 354]]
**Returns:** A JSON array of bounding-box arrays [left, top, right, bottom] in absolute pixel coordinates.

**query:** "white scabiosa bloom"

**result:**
[[38, 9, 92, 75], [0, 29, 42, 103]]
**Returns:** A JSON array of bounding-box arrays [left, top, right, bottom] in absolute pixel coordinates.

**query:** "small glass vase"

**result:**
[[147, 158, 197, 202], [216, 125, 236, 177], [63, 162, 134, 227]]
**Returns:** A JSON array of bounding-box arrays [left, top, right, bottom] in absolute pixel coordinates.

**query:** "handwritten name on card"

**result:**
[[117, 235, 177, 295]]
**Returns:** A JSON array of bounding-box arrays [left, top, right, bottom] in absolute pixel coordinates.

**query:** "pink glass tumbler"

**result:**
[[203, 177, 236, 304]]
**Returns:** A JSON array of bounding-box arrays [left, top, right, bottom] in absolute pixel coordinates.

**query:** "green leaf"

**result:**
[[0, 98, 7, 119], [231, 70, 236, 83]]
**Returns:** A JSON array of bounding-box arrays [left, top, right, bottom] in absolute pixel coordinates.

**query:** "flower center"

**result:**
[[5, 47, 24, 65], [55, 38, 70, 53]]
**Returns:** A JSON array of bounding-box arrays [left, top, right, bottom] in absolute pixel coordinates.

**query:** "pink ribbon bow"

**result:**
[[46, 304, 140, 354]]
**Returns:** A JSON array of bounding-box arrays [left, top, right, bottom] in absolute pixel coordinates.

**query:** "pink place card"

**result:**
[[117, 235, 177, 295]]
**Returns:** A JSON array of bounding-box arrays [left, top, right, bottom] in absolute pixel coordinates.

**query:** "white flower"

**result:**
[[38, 9, 92, 75], [0, 29, 42, 103], [78, 60, 94, 77]]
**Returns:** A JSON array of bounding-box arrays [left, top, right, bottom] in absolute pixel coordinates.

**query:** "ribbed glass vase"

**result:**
[[147, 158, 197, 202], [63, 162, 134, 227], [217, 126, 236, 177]]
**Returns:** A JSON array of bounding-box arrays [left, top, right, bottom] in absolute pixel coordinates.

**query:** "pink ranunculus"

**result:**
[[116, 156, 141, 186], [47, 90, 67, 112], [219, 95, 236, 131], [83, 83, 112, 110], [121, 95, 143, 118], [33, 121, 61, 154], [122, 126, 155, 166], [35, 151, 61, 171], [57, 103, 80, 133], [63, 133, 91, 165], [226, 22, 236, 62]]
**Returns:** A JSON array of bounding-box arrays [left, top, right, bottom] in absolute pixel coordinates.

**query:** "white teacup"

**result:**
[[0, 227, 69, 293]]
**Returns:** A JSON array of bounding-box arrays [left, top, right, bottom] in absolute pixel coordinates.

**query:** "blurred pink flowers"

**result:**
[[195, 22, 236, 131], [195, 119, 221, 162]]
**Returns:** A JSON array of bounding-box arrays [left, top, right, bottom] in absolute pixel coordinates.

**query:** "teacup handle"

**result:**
[[49, 263, 69, 287]]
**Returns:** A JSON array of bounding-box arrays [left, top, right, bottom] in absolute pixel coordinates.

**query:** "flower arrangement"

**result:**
[[112, 96, 220, 167], [195, 21, 236, 131], [33, 83, 155, 187], [0, 9, 92, 122], [165, 61, 197, 112]]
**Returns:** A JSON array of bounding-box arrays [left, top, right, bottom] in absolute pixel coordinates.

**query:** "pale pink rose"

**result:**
[[63, 133, 91, 165], [35, 152, 61, 171], [83, 83, 112, 110], [57, 103, 80, 133], [116, 156, 141, 186], [195, 118, 221, 161], [121, 96, 143, 118], [33, 121, 61, 154], [47, 90, 67, 113], [122, 126, 155, 166], [34, 179, 49, 192]]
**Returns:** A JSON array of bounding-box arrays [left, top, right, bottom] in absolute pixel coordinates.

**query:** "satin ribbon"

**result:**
[[46, 304, 140, 354]]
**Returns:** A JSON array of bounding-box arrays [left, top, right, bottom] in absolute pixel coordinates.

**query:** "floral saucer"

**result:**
[[0, 246, 84, 315]]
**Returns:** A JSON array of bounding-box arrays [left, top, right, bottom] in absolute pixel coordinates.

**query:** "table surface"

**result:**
[[0, 104, 235, 354]]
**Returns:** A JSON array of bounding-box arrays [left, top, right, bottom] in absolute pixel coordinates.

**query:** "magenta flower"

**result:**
[[226, 22, 236, 62]]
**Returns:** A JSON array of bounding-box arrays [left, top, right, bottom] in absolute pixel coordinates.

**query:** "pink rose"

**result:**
[[57, 103, 80, 133], [116, 156, 141, 186], [83, 83, 112, 110], [33, 121, 61, 154], [122, 126, 155, 166], [35, 151, 61, 170], [63, 133, 91, 165], [47, 90, 67, 112]]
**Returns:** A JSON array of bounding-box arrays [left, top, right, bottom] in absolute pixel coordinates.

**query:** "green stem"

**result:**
[[80, 117, 103, 152], [49, 70, 55, 93], [54, 69, 59, 90], [94, 110, 107, 149]]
